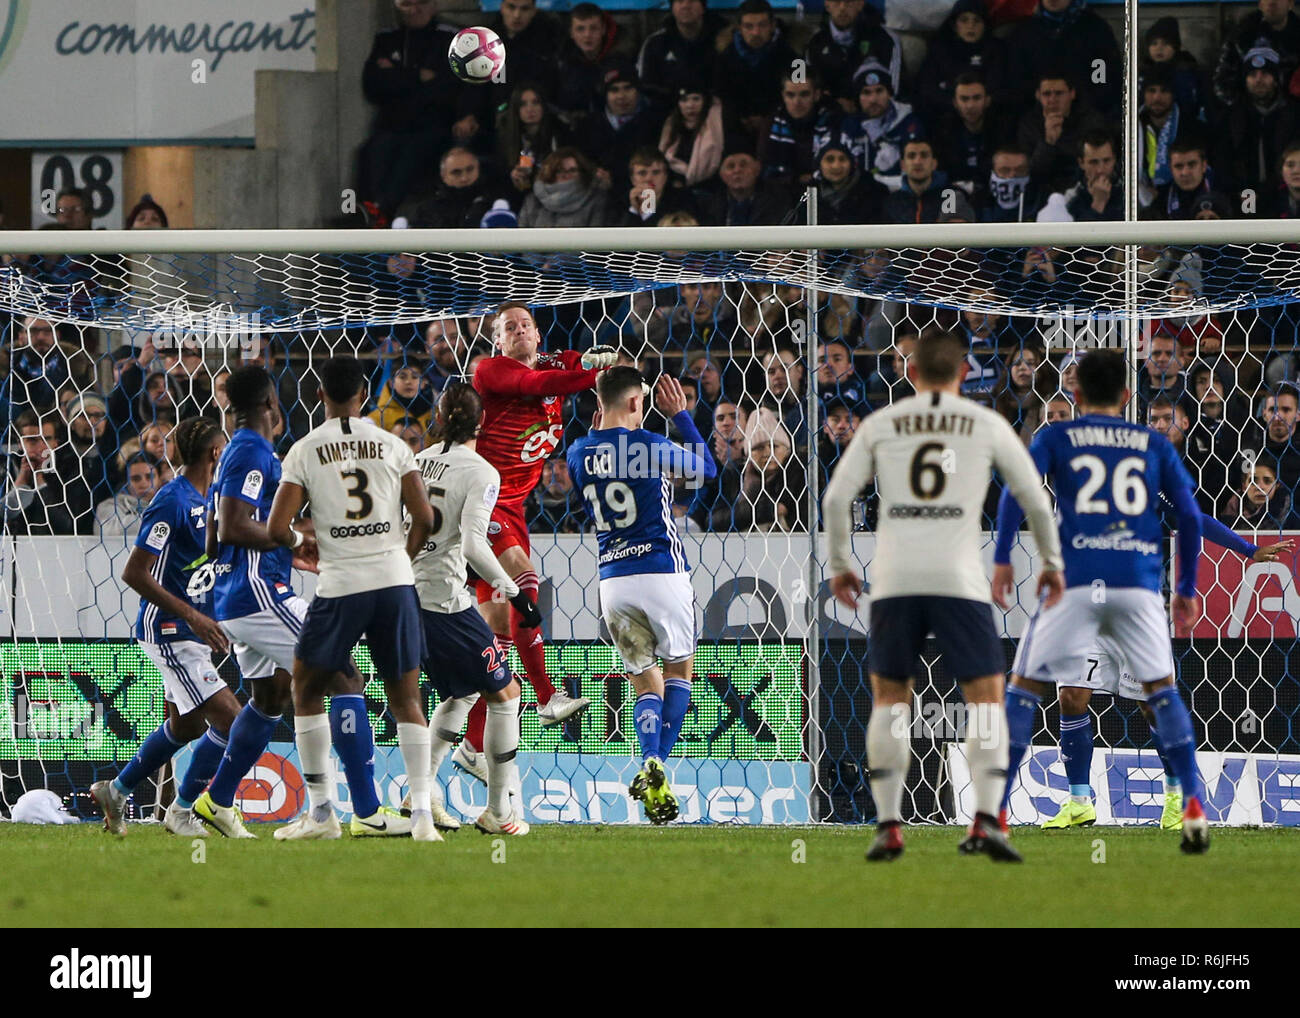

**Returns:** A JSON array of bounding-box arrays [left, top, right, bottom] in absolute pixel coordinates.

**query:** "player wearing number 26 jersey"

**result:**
[[568, 368, 716, 824]]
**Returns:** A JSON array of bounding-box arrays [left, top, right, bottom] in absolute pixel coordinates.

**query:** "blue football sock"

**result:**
[[634, 692, 664, 764], [1003, 687, 1041, 812], [658, 679, 691, 759], [207, 702, 280, 808], [1147, 688, 1201, 802], [1147, 719, 1181, 789], [176, 727, 228, 809], [330, 694, 380, 818], [115, 719, 184, 795], [1059, 713, 1094, 799]]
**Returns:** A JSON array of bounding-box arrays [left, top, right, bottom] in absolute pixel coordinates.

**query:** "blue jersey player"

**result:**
[[993, 350, 1211, 853], [568, 368, 716, 824], [91, 418, 237, 838]]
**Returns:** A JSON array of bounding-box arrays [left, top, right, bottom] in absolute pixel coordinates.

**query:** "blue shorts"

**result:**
[[869, 595, 1004, 683], [297, 585, 426, 679], [421, 607, 512, 699]]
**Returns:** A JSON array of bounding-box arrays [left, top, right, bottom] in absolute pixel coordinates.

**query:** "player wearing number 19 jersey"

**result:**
[[454, 303, 612, 777], [568, 368, 716, 824], [994, 350, 1210, 853]]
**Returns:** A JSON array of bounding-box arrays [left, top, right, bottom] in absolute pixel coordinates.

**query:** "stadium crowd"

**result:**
[[5, 1, 1300, 540]]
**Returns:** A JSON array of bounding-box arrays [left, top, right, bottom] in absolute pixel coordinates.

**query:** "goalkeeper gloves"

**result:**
[[509, 590, 544, 628], [581, 345, 619, 370]]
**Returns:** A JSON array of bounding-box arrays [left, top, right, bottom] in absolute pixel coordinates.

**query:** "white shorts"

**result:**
[[1060, 635, 1147, 702], [1013, 587, 1174, 687], [599, 572, 696, 675], [221, 595, 308, 681], [141, 640, 225, 716]]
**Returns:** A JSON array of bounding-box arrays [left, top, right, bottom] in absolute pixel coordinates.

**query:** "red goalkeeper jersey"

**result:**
[[472, 349, 600, 505]]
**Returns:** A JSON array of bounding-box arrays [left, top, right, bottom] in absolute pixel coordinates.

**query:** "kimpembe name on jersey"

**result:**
[[315, 438, 388, 465], [580, 432, 711, 488]]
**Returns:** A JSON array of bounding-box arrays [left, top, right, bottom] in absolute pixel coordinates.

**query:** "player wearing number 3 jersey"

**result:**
[[455, 302, 608, 780]]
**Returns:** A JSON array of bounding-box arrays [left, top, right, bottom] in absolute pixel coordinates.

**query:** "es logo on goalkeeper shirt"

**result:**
[[49, 949, 151, 998]]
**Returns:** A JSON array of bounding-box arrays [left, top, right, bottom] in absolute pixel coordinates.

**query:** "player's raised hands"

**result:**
[[655, 375, 688, 417], [991, 562, 1016, 610], [830, 571, 863, 610], [1036, 567, 1064, 609], [581, 345, 619, 370], [1253, 539, 1296, 562]]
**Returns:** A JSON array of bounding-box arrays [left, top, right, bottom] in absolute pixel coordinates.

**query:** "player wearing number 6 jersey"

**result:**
[[823, 328, 1065, 863], [407, 383, 540, 835], [993, 350, 1211, 854], [454, 302, 609, 782], [267, 356, 440, 842], [568, 368, 716, 824]]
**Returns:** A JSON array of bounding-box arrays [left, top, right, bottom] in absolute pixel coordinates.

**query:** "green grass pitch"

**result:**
[[2, 824, 1295, 927]]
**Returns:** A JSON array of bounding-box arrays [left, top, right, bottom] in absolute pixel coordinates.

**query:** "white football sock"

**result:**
[[967, 702, 1009, 820], [867, 703, 910, 825], [429, 695, 476, 805], [484, 698, 521, 819], [294, 713, 333, 821], [397, 722, 431, 815]]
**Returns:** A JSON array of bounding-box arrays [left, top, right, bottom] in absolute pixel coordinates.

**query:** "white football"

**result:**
[[448, 26, 506, 85]]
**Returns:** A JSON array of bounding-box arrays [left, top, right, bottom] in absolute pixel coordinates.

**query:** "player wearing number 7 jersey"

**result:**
[[993, 350, 1211, 854], [454, 302, 609, 781], [568, 368, 717, 823]]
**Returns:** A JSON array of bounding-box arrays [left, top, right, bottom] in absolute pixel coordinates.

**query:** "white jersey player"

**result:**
[[407, 383, 541, 836], [265, 355, 440, 842], [824, 327, 1064, 863]]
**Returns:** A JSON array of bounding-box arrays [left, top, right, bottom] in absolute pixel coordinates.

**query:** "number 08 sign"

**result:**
[[30, 151, 123, 229]]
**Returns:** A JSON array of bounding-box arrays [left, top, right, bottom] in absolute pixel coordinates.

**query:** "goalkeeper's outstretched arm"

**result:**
[[473, 350, 602, 400]]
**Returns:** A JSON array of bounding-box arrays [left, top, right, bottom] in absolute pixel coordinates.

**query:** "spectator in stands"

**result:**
[[638, 0, 727, 116], [1143, 16, 1211, 123], [804, 0, 901, 112], [882, 140, 948, 224], [423, 317, 467, 393], [659, 82, 726, 188], [709, 398, 749, 470], [9, 316, 92, 416], [107, 339, 159, 437], [576, 63, 660, 198], [125, 194, 168, 230], [1220, 460, 1297, 530], [995, 346, 1048, 442], [1251, 385, 1300, 494], [488, 0, 561, 110], [397, 147, 506, 229], [1007, 0, 1122, 116], [1137, 65, 1184, 211], [1215, 45, 1300, 198], [390, 416, 427, 455], [699, 147, 794, 226], [519, 148, 611, 228], [980, 144, 1044, 221], [1043, 392, 1074, 424], [616, 147, 697, 227], [62, 392, 118, 511], [525, 455, 585, 534], [162, 339, 214, 421], [497, 84, 570, 204], [839, 60, 925, 191], [135, 372, 178, 433], [211, 368, 231, 417], [648, 281, 736, 349], [1183, 368, 1244, 514], [867, 329, 917, 405], [1214, 0, 1300, 108], [2, 412, 78, 535], [370, 357, 434, 433], [95, 453, 157, 539], [760, 347, 807, 448], [1057, 352, 1080, 400], [684, 351, 729, 412], [137, 420, 174, 469], [1017, 73, 1102, 194], [1148, 137, 1219, 220], [760, 70, 840, 185], [935, 73, 1014, 205], [359, 0, 474, 219], [813, 141, 886, 226], [1138, 332, 1186, 406], [714, 0, 796, 144], [1037, 131, 1122, 223], [553, 3, 626, 125], [1147, 394, 1191, 458], [958, 302, 1007, 397], [720, 406, 805, 531], [815, 395, 862, 486], [916, 0, 1014, 122], [1148, 264, 1224, 363], [1269, 138, 1300, 215], [817, 338, 870, 409]]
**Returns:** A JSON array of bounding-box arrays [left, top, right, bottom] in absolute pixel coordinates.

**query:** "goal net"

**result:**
[[2, 222, 1298, 828]]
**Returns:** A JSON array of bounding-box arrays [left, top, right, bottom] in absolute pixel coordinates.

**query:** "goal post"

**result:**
[[2, 222, 1299, 827]]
